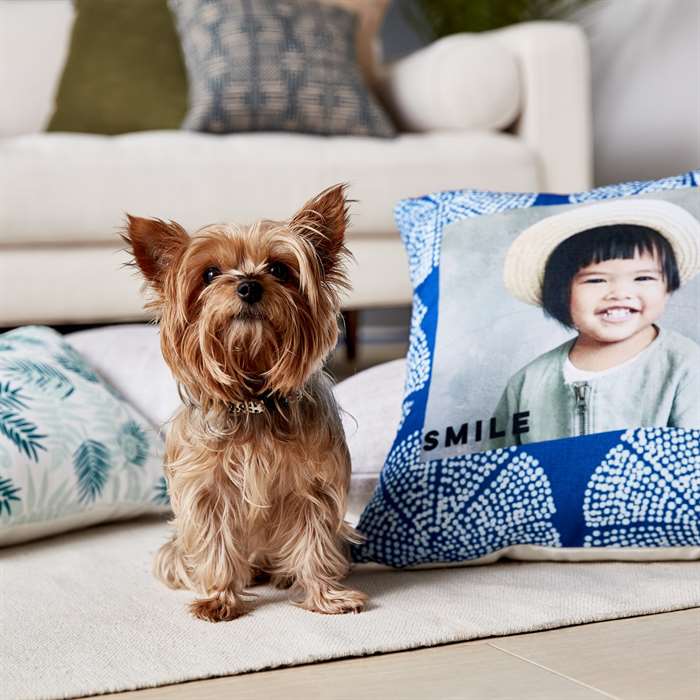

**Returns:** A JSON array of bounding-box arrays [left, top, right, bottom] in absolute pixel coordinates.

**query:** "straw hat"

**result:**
[[503, 198, 700, 306]]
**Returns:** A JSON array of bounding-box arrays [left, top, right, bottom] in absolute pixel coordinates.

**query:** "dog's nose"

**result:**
[[237, 279, 263, 304]]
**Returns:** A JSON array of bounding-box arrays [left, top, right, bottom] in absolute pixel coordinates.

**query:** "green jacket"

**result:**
[[490, 327, 700, 448]]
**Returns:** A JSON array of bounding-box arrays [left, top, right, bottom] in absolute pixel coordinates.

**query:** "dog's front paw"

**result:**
[[154, 538, 191, 591], [296, 586, 367, 615], [189, 593, 247, 622]]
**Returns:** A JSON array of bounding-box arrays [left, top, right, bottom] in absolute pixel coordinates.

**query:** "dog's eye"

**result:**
[[203, 266, 221, 285], [268, 262, 289, 281]]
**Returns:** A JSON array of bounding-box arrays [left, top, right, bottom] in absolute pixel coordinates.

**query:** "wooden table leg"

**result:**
[[341, 309, 358, 362]]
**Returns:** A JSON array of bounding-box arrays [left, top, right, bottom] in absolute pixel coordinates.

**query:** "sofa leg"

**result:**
[[342, 310, 359, 362]]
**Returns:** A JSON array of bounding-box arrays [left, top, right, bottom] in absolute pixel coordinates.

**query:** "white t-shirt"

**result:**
[[563, 348, 646, 384]]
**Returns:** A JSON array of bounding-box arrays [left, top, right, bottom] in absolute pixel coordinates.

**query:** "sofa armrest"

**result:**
[[378, 21, 592, 194], [377, 33, 521, 134], [487, 21, 592, 193]]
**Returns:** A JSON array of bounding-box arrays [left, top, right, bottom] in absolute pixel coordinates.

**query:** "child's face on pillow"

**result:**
[[569, 249, 670, 344]]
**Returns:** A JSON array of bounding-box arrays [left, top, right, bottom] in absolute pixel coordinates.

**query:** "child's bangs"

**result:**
[[582, 225, 680, 290], [587, 224, 663, 264]]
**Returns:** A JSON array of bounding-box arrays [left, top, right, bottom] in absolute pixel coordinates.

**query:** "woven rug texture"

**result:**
[[2, 516, 699, 700]]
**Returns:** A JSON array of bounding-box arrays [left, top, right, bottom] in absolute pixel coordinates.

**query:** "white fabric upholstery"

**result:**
[[0, 0, 74, 137], [334, 358, 404, 476], [66, 325, 181, 430], [379, 33, 521, 132], [0, 130, 537, 244], [485, 22, 593, 192]]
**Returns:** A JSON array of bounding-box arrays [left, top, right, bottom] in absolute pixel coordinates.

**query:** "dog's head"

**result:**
[[123, 185, 350, 404]]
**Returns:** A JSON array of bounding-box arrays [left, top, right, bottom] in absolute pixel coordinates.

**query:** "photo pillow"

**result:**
[[0, 327, 169, 547], [352, 171, 700, 568]]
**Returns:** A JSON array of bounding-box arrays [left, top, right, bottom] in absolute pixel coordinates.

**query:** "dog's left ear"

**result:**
[[290, 184, 350, 276]]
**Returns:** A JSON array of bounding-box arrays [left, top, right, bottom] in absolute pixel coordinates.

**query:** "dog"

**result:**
[[123, 184, 367, 622]]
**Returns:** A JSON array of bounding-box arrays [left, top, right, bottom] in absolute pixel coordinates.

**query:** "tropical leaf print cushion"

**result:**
[[0, 326, 169, 547]]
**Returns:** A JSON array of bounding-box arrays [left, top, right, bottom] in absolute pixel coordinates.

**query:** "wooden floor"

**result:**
[[99, 608, 700, 699]]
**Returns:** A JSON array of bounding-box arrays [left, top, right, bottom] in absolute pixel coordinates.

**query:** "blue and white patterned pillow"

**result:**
[[169, 0, 396, 137], [352, 171, 700, 567], [0, 326, 169, 547]]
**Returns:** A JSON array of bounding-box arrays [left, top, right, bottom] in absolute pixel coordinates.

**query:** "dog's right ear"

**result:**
[[122, 215, 189, 289]]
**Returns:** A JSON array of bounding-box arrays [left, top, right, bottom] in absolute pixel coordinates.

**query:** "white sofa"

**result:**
[[0, 1, 592, 326]]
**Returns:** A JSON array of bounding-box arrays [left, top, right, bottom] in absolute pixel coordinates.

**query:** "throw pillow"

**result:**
[[47, 0, 188, 135], [169, 0, 396, 137], [0, 326, 169, 547], [352, 171, 700, 568], [319, 0, 389, 86]]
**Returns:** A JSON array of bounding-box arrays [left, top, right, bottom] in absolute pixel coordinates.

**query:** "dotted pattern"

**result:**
[[355, 431, 560, 567], [403, 294, 430, 398], [395, 191, 537, 290], [397, 400, 413, 432], [570, 171, 699, 203], [583, 428, 700, 547], [353, 171, 700, 567]]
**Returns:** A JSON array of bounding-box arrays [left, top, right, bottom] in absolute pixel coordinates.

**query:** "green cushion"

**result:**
[[47, 0, 188, 134]]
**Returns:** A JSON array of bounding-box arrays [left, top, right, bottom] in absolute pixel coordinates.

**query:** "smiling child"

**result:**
[[489, 198, 700, 447]]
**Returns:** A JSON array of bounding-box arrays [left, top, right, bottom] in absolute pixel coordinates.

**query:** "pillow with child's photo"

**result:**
[[352, 171, 700, 568], [0, 326, 169, 547]]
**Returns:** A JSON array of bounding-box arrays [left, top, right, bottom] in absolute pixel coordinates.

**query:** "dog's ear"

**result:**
[[290, 184, 350, 276], [122, 215, 189, 289]]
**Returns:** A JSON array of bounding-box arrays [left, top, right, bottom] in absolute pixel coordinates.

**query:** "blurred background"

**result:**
[[1, 0, 698, 375]]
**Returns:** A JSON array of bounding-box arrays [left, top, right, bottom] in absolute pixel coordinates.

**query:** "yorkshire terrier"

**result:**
[[123, 184, 367, 622]]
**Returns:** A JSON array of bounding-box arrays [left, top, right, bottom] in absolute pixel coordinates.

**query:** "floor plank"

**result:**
[[99, 640, 606, 700], [489, 608, 700, 700]]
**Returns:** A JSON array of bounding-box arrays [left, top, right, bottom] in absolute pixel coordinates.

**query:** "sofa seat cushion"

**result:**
[[0, 130, 539, 245]]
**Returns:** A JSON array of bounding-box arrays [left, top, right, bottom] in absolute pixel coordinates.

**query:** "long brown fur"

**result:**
[[123, 185, 367, 621]]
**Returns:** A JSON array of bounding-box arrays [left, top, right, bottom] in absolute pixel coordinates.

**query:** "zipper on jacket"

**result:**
[[572, 381, 591, 436]]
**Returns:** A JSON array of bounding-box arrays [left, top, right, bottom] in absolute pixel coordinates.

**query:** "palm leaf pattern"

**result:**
[[0, 382, 28, 411], [0, 410, 47, 462], [54, 346, 100, 383], [1, 360, 74, 399], [3, 334, 45, 346], [152, 475, 171, 506], [0, 477, 21, 516], [118, 421, 150, 467], [74, 440, 112, 504]]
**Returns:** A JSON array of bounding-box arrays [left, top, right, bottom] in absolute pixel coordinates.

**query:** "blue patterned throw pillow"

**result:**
[[0, 327, 168, 547], [353, 171, 700, 567], [169, 0, 396, 137]]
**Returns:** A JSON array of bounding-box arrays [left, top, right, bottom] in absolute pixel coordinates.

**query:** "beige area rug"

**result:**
[[2, 516, 700, 700]]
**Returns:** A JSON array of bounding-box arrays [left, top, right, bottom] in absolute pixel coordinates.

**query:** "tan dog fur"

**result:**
[[123, 185, 367, 622]]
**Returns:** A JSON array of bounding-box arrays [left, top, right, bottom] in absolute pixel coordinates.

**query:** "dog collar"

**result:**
[[228, 391, 302, 415]]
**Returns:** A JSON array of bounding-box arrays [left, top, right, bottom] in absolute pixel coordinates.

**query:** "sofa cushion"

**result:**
[[380, 33, 521, 132], [47, 0, 188, 135], [0, 326, 169, 547], [321, 0, 389, 86], [352, 171, 700, 568], [0, 0, 74, 137], [0, 0, 390, 138], [0, 130, 539, 245], [168, 0, 395, 137]]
